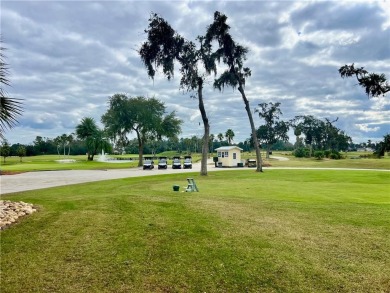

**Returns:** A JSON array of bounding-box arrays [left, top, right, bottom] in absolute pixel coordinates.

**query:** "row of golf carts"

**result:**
[[143, 156, 192, 170]]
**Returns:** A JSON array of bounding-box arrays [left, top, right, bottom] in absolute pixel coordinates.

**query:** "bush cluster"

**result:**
[[293, 148, 310, 158], [329, 151, 341, 160], [293, 148, 343, 160], [314, 151, 324, 160]]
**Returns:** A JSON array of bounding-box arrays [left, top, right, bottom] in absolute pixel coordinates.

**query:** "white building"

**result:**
[[215, 146, 243, 167]]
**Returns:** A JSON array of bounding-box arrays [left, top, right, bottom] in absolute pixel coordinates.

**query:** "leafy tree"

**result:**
[[291, 115, 324, 157], [291, 115, 351, 156], [53, 136, 61, 156], [225, 129, 235, 145], [271, 140, 294, 151], [33, 136, 52, 155], [256, 123, 289, 158], [17, 145, 26, 162], [256, 102, 289, 159], [241, 138, 251, 152], [376, 134, 390, 157], [139, 13, 216, 175], [0, 39, 23, 139], [102, 94, 181, 166], [205, 11, 263, 172], [76, 117, 109, 161], [166, 136, 180, 153], [339, 63, 390, 98], [182, 138, 192, 154], [0, 139, 10, 163], [323, 118, 351, 152]]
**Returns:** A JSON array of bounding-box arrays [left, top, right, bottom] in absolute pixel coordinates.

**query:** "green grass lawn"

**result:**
[[0, 155, 140, 172], [258, 151, 390, 170], [267, 156, 390, 169], [1, 170, 389, 292]]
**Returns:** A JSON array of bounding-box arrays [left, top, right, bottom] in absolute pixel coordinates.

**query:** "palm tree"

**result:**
[[225, 129, 235, 145], [0, 38, 23, 139], [76, 117, 105, 161], [60, 134, 68, 156], [217, 133, 224, 143], [67, 133, 74, 155]]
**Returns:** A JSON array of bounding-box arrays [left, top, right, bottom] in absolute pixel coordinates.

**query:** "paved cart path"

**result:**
[[1, 159, 388, 194], [0, 161, 208, 194]]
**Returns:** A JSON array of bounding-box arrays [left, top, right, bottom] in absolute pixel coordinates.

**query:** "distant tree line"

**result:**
[[2, 96, 389, 161], [2, 129, 389, 163], [0, 135, 88, 157], [2, 131, 389, 163]]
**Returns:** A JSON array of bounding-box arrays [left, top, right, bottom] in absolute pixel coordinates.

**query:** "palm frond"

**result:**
[[0, 38, 24, 137], [0, 96, 23, 131]]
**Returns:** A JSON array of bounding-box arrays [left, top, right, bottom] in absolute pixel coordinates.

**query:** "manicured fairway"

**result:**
[[1, 170, 389, 292]]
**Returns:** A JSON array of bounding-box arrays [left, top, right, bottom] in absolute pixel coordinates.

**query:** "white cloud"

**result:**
[[355, 124, 380, 132], [370, 96, 390, 111], [2, 0, 389, 145]]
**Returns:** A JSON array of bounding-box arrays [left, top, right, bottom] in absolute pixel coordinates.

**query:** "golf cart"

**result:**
[[172, 156, 182, 169], [143, 157, 154, 170], [247, 159, 256, 168], [158, 156, 168, 169], [183, 155, 192, 169]]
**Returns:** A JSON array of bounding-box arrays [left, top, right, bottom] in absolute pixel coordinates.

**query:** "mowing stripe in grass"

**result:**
[[1, 170, 389, 292]]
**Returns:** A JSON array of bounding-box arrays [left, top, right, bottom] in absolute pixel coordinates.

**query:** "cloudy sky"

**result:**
[[2, 0, 389, 145]]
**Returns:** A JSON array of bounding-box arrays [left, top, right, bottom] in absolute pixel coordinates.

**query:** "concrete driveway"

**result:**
[[0, 162, 210, 194], [1, 158, 387, 194]]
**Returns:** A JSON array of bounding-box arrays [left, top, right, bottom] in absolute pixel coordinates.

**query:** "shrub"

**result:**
[[314, 151, 324, 160], [293, 148, 310, 158], [324, 150, 331, 158], [330, 151, 341, 160]]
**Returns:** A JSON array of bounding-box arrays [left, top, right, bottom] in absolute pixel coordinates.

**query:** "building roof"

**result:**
[[215, 146, 243, 151]]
